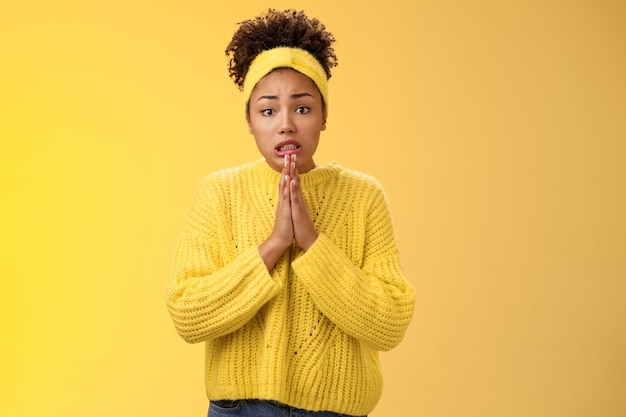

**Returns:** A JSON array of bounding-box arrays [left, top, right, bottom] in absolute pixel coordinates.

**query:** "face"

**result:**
[[247, 68, 327, 173]]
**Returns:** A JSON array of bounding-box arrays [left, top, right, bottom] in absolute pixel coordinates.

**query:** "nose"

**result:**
[[278, 112, 296, 134]]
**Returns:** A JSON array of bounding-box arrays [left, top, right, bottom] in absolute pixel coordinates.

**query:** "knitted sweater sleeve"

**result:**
[[291, 180, 415, 352], [166, 175, 282, 344]]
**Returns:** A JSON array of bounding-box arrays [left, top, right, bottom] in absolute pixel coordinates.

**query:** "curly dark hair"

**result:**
[[225, 8, 338, 90]]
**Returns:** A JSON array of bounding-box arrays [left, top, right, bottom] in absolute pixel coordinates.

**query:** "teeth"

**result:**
[[280, 144, 298, 151]]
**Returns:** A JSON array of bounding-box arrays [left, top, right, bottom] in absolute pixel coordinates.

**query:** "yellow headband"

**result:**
[[243, 47, 329, 113]]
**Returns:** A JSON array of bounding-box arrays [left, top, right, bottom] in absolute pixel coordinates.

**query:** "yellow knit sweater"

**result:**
[[167, 159, 415, 416]]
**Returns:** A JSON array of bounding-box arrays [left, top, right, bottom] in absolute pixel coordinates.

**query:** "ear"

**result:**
[[321, 117, 327, 131], [247, 115, 253, 134]]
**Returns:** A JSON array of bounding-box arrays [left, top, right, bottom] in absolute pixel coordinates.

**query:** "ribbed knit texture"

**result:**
[[167, 159, 415, 416]]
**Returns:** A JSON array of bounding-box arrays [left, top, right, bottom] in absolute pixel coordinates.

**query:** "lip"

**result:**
[[275, 139, 302, 156]]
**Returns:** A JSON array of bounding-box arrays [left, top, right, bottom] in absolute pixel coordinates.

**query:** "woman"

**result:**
[[167, 8, 415, 417]]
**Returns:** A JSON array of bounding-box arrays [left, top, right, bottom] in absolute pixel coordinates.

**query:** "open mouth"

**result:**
[[275, 141, 301, 156]]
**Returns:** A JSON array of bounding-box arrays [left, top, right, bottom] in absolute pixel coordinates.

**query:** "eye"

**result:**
[[296, 106, 310, 114], [261, 108, 275, 116]]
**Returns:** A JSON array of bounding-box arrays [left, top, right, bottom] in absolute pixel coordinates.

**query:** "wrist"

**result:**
[[259, 235, 291, 270], [298, 231, 318, 251]]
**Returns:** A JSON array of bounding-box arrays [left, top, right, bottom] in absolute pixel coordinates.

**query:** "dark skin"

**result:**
[[248, 68, 326, 271], [258, 153, 318, 271]]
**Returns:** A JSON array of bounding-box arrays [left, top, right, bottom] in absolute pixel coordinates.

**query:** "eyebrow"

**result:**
[[256, 92, 314, 102]]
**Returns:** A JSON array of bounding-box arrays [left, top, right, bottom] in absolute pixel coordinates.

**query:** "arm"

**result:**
[[291, 184, 415, 351], [166, 177, 282, 344]]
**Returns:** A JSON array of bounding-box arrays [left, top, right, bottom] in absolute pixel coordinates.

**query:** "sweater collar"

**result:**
[[254, 158, 341, 187]]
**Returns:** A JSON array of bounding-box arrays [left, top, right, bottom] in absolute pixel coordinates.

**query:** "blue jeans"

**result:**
[[208, 400, 366, 417]]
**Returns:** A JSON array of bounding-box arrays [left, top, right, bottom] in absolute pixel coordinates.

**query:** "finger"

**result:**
[[289, 176, 318, 250], [283, 154, 289, 176], [292, 154, 298, 179], [274, 173, 294, 234], [290, 176, 307, 219], [281, 174, 291, 207], [280, 155, 291, 202]]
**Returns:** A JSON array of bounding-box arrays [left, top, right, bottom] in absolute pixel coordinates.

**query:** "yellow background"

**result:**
[[2, 1, 625, 416]]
